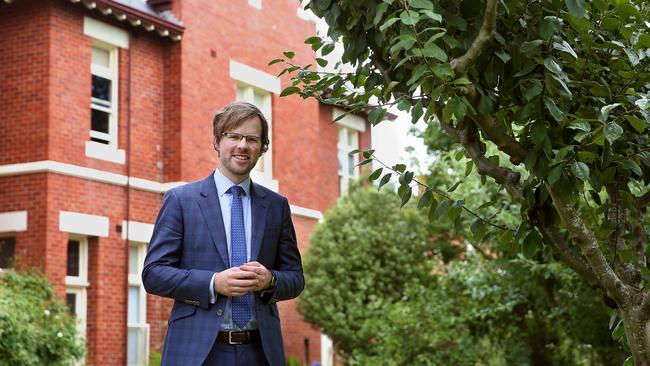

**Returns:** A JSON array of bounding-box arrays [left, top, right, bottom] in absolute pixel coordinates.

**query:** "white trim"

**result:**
[[251, 171, 279, 192], [59, 211, 109, 237], [83, 16, 129, 48], [290, 205, 322, 220], [333, 108, 367, 132], [121, 220, 154, 243], [0, 161, 324, 219], [0, 211, 27, 232], [230, 60, 281, 94], [85, 141, 126, 164], [0, 160, 184, 193], [321, 333, 334, 366]]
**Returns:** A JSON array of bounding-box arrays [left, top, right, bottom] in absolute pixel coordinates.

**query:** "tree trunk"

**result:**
[[620, 303, 650, 365]]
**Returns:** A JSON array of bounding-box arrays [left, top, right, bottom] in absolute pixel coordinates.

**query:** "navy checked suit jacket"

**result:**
[[142, 174, 305, 366]]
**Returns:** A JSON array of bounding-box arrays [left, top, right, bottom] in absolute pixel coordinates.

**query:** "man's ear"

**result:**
[[213, 138, 220, 155]]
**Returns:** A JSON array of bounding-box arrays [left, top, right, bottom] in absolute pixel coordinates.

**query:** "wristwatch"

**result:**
[[267, 271, 277, 290]]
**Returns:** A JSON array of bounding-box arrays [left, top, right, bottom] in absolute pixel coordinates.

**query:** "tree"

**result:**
[[303, 186, 624, 365], [275, 0, 650, 363], [0, 270, 85, 366]]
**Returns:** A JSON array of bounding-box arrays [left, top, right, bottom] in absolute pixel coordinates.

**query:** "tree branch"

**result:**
[[547, 185, 628, 302], [449, 0, 498, 76], [528, 206, 600, 288], [439, 116, 523, 201], [466, 89, 528, 165]]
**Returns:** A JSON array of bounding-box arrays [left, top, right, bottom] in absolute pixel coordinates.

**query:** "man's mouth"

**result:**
[[233, 154, 249, 161]]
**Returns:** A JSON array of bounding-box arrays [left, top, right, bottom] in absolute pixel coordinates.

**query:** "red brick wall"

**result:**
[[0, 2, 50, 165]]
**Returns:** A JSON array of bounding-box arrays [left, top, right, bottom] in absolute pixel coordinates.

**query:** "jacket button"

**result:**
[[216, 309, 223, 316]]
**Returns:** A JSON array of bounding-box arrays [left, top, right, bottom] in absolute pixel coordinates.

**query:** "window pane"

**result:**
[[0, 237, 15, 268], [338, 128, 346, 145], [129, 246, 139, 275], [92, 75, 111, 102], [337, 149, 344, 175], [66, 293, 77, 315], [347, 154, 355, 176], [67, 240, 80, 277], [128, 286, 140, 323], [92, 46, 110, 67], [348, 129, 358, 147], [91, 109, 110, 134], [127, 327, 139, 365]]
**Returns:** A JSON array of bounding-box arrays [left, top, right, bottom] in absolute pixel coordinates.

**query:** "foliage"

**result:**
[[277, 0, 650, 362], [300, 186, 439, 355], [0, 269, 85, 366], [351, 257, 625, 366]]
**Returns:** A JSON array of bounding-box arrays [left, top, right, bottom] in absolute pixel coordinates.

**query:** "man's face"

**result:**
[[215, 117, 263, 183]]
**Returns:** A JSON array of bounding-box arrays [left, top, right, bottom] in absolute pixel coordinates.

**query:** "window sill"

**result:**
[[250, 171, 279, 192], [85, 141, 125, 164]]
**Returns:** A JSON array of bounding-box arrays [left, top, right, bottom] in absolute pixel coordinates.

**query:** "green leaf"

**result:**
[[544, 96, 565, 122], [520, 40, 544, 56], [411, 101, 424, 124], [321, 43, 335, 56], [447, 181, 462, 193], [572, 161, 590, 181], [495, 50, 511, 63], [422, 42, 447, 62], [624, 115, 645, 133], [539, 17, 560, 39], [280, 86, 301, 97], [478, 94, 494, 114], [282, 51, 295, 59], [400, 10, 420, 26], [348, 149, 359, 156], [432, 63, 453, 79], [548, 164, 564, 184], [418, 189, 432, 209], [566, 0, 586, 19], [304, 36, 322, 45], [624, 357, 634, 366], [268, 58, 284, 66], [393, 164, 406, 173], [368, 107, 386, 125], [363, 149, 376, 159], [316, 58, 328, 67], [612, 320, 625, 340], [380, 17, 400, 32], [373, 3, 389, 25], [400, 187, 412, 207], [369, 168, 383, 181], [600, 103, 621, 121], [604, 123, 623, 144], [531, 122, 547, 144], [378, 173, 392, 189], [552, 40, 578, 59], [523, 80, 543, 101], [465, 161, 473, 177], [420, 10, 442, 22], [433, 199, 450, 219], [543, 58, 563, 75], [356, 159, 372, 167], [409, 0, 433, 10]]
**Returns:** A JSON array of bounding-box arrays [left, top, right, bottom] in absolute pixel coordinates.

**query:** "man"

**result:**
[[142, 101, 304, 366]]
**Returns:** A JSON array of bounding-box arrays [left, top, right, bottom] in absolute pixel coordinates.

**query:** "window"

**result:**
[[90, 43, 118, 146], [127, 242, 149, 366], [338, 126, 359, 196], [236, 84, 277, 190], [65, 236, 88, 337], [0, 236, 15, 269], [248, 0, 262, 9]]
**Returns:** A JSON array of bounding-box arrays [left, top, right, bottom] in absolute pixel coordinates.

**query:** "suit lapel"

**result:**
[[197, 175, 230, 267], [250, 182, 268, 261]]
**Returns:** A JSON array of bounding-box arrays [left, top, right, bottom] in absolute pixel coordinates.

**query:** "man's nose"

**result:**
[[236, 138, 249, 149]]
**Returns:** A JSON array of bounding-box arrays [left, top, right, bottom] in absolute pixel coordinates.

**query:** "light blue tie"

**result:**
[[228, 185, 252, 328]]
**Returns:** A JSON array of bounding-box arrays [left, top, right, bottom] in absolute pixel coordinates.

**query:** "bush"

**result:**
[[0, 269, 85, 366]]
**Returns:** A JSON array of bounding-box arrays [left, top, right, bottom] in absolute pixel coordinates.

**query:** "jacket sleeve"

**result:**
[[259, 197, 305, 304], [142, 189, 214, 309]]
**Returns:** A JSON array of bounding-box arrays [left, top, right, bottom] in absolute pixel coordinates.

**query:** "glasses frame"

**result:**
[[221, 132, 262, 146]]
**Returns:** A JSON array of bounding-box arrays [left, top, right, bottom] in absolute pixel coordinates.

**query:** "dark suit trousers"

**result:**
[[202, 340, 270, 366]]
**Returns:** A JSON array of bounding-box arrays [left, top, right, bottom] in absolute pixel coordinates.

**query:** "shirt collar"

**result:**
[[213, 167, 251, 198]]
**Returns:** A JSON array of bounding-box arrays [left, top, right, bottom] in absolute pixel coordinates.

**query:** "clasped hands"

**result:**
[[214, 261, 272, 297]]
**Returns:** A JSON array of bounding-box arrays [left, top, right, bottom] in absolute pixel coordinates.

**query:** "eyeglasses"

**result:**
[[221, 132, 262, 146]]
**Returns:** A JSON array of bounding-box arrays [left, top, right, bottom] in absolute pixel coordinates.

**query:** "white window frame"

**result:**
[[235, 83, 279, 191], [337, 126, 359, 196], [65, 236, 89, 338], [83, 15, 128, 164], [127, 241, 149, 366], [248, 0, 262, 9]]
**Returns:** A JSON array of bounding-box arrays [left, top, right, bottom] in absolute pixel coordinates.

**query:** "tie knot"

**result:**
[[228, 185, 244, 197]]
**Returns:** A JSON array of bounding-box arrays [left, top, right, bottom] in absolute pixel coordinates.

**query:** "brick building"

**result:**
[[0, 0, 372, 365]]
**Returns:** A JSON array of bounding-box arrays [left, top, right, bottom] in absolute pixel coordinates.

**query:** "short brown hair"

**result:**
[[212, 101, 269, 153]]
